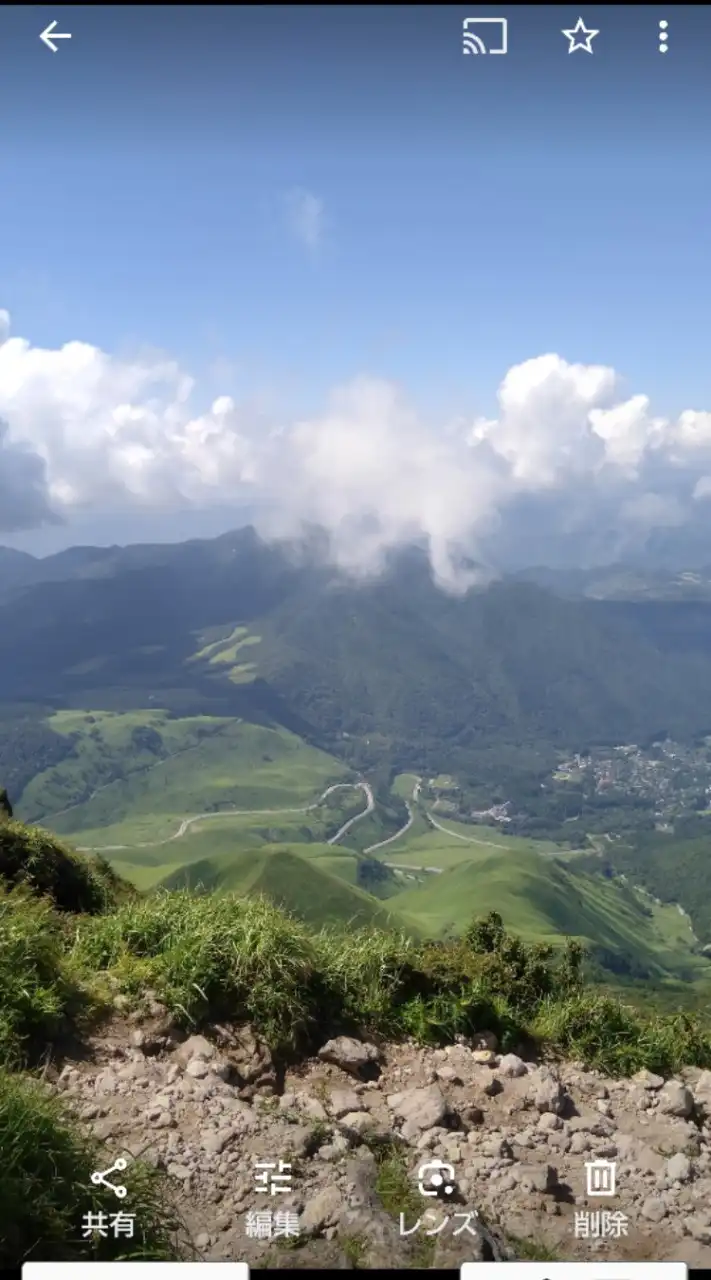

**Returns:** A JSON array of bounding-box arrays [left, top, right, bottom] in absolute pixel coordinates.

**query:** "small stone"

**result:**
[[685, 1216, 711, 1244], [186, 1059, 209, 1079], [202, 1130, 231, 1155], [318, 1036, 380, 1078], [328, 1088, 363, 1118], [436, 1065, 463, 1084], [387, 1083, 449, 1135], [499, 1054, 527, 1078], [532, 1070, 565, 1115], [667, 1152, 693, 1184], [300, 1096, 328, 1121], [537, 1112, 563, 1132], [167, 1162, 192, 1181], [300, 1185, 343, 1235], [641, 1197, 668, 1223], [515, 1163, 558, 1193], [659, 1082, 694, 1118], [339, 1110, 378, 1136], [195, 1233, 211, 1250], [175, 1035, 215, 1064], [471, 1050, 497, 1067], [633, 1069, 664, 1090]]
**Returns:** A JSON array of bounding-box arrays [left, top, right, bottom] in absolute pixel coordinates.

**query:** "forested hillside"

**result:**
[[2, 532, 711, 795]]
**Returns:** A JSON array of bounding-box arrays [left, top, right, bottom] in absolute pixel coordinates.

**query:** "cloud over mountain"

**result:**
[[1, 311, 711, 585]]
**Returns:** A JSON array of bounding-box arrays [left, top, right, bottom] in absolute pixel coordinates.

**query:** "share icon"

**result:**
[[90, 1157, 129, 1199]]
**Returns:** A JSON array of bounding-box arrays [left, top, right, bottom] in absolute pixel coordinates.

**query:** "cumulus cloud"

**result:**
[[2, 310, 711, 587], [284, 188, 326, 251]]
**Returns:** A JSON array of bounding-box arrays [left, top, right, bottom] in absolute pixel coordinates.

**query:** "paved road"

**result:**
[[383, 860, 443, 875], [426, 810, 505, 849], [326, 782, 374, 845], [76, 780, 374, 854]]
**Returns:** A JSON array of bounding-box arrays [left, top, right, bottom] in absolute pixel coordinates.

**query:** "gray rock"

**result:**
[[339, 1110, 379, 1136], [328, 1088, 363, 1117], [532, 1069, 565, 1115], [186, 1059, 210, 1079], [633, 1069, 665, 1090], [514, 1163, 558, 1193], [387, 1083, 449, 1136], [642, 1197, 668, 1223], [667, 1152, 693, 1183], [318, 1036, 380, 1077], [300, 1095, 328, 1121], [175, 1035, 215, 1064], [202, 1130, 231, 1156], [436, 1065, 463, 1084], [301, 1185, 344, 1235], [499, 1054, 527, 1078], [537, 1112, 563, 1132], [685, 1216, 711, 1244], [693, 1070, 711, 1102], [660, 1082, 694, 1118]]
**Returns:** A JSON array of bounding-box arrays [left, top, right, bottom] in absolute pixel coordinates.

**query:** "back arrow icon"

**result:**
[[40, 20, 72, 52]]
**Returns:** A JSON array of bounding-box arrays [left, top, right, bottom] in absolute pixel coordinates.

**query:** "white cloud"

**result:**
[[2, 309, 711, 587], [284, 188, 326, 251]]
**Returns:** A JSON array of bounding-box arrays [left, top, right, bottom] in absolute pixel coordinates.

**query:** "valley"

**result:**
[[2, 529, 711, 1007], [3, 700, 705, 1001]]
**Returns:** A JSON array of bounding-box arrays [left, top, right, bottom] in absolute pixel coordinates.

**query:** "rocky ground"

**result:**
[[51, 1006, 711, 1269]]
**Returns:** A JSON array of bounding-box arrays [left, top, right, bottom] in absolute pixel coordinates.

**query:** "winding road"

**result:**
[[76, 781, 375, 854], [74, 769, 498, 872]]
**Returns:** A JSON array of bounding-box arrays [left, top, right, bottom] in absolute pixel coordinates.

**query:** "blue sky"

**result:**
[[1, 6, 710, 569]]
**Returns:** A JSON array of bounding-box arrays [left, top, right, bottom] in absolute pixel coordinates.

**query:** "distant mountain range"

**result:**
[[2, 529, 711, 790]]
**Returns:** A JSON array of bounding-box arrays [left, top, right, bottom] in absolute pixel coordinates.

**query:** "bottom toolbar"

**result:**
[[461, 1264, 689, 1279], [22, 1268, 250, 1279]]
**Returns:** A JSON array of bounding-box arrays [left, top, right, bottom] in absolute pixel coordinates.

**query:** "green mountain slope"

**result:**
[[3, 532, 711, 788], [158, 844, 412, 933], [16, 713, 348, 844], [388, 847, 709, 985]]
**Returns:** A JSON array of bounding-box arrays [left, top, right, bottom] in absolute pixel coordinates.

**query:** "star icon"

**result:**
[[562, 16, 599, 53]]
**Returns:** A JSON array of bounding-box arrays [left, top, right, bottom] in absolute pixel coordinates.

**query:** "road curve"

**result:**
[[426, 810, 505, 849], [76, 780, 374, 854], [363, 803, 414, 854], [326, 782, 374, 845]]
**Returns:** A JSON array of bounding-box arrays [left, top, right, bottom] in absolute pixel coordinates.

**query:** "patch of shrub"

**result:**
[[0, 821, 124, 914], [0, 887, 88, 1065]]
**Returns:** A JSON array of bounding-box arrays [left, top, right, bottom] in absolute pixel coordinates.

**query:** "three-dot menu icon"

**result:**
[[659, 19, 669, 53]]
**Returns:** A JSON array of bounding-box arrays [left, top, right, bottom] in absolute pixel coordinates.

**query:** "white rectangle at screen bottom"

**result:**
[[23, 1266, 249, 1280], [461, 1264, 688, 1280]]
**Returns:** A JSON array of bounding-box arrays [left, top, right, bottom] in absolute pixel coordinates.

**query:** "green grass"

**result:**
[[37, 719, 347, 845], [372, 1141, 435, 1265], [2, 813, 711, 1080], [391, 772, 421, 800], [188, 624, 262, 683], [156, 845, 412, 933], [387, 848, 711, 986], [18, 710, 238, 824]]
